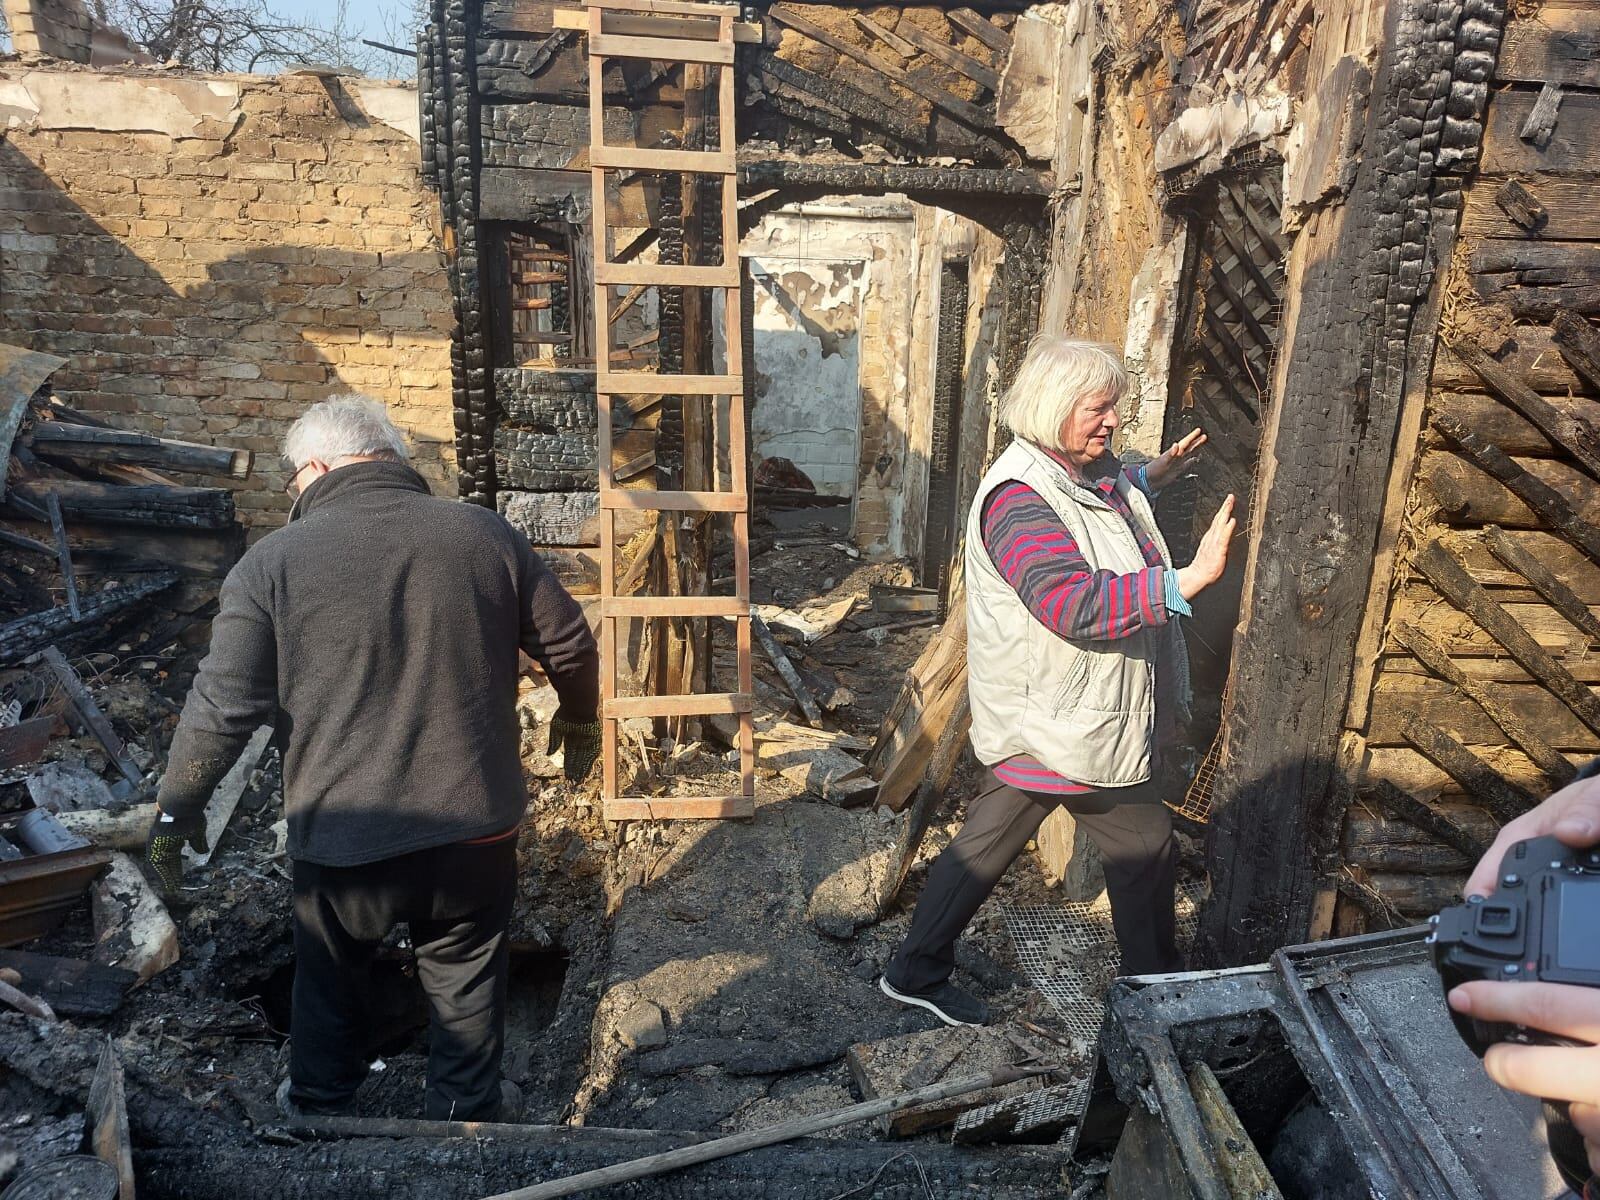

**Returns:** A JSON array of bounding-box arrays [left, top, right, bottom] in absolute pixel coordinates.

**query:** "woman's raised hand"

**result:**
[[1176, 494, 1236, 601], [1147, 428, 1209, 492]]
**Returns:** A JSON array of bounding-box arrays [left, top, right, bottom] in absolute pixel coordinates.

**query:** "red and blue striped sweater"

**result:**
[[980, 456, 1188, 795]]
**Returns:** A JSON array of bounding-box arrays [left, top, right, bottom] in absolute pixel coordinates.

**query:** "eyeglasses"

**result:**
[[286, 463, 312, 501]]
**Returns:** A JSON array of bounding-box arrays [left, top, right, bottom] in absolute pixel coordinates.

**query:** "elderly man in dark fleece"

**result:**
[[144, 396, 600, 1123]]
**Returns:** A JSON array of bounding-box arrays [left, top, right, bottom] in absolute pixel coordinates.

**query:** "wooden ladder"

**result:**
[[586, 0, 754, 822]]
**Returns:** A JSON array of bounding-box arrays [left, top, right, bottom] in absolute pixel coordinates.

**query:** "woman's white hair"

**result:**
[[283, 395, 411, 470], [998, 336, 1129, 453]]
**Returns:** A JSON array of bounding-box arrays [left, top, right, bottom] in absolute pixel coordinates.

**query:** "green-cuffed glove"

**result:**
[[145, 808, 209, 895], [547, 713, 602, 784]]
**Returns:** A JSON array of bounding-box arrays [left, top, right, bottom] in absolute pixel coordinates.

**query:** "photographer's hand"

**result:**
[[1449, 981, 1600, 1176], [1464, 773, 1600, 898]]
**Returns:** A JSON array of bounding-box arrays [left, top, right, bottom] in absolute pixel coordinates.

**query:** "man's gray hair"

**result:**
[[998, 336, 1129, 454], [283, 396, 411, 471]]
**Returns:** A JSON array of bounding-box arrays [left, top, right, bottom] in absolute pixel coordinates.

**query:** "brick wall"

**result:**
[[0, 65, 455, 531]]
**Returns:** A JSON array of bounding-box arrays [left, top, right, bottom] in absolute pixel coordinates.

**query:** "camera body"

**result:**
[[1430, 834, 1600, 1195], [1430, 834, 1600, 1050]]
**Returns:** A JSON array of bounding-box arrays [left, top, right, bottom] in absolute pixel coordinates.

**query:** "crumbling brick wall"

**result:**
[[0, 65, 455, 530]]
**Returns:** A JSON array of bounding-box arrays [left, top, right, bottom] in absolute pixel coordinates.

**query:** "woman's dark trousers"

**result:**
[[887, 770, 1179, 992]]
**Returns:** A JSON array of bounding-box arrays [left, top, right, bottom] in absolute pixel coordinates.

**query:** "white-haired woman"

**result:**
[[880, 336, 1236, 1027]]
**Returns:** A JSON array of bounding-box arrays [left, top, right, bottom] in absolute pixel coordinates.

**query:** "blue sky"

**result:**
[[273, 0, 425, 76]]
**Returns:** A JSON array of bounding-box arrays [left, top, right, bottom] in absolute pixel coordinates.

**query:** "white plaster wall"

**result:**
[[741, 202, 917, 543], [747, 257, 864, 497]]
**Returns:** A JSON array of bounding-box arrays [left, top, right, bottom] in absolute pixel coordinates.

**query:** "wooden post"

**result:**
[[1196, 0, 1507, 965]]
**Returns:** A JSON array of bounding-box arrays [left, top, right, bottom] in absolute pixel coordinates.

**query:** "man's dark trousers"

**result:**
[[289, 837, 518, 1119], [888, 770, 1179, 992]]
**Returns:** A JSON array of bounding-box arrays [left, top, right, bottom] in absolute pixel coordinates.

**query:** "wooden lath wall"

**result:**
[[1335, 0, 1600, 932]]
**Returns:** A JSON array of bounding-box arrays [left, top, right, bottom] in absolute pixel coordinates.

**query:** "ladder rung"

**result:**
[[606, 691, 752, 717], [604, 796, 754, 821], [590, 145, 734, 174], [585, 0, 740, 15], [601, 488, 747, 512], [591, 33, 734, 64], [594, 261, 739, 288], [604, 595, 747, 617], [597, 371, 741, 394]]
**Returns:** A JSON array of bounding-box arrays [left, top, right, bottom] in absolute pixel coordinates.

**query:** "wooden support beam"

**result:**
[[1432, 412, 1600, 564], [768, 6, 995, 130], [1413, 539, 1600, 744], [1196, 0, 1503, 966], [1399, 712, 1536, 827], [1551, 309, 1600, 393], [1391, 619, 1576, 787], [1448, 338, 1600, 484]]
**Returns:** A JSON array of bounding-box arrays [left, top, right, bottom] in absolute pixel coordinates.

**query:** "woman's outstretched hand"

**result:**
[[1176, 494, 1236, 601], [1146, 428, 1209, 492]]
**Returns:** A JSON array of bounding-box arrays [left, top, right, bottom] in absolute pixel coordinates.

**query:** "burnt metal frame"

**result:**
[[1082, 928, 1489, 1199]]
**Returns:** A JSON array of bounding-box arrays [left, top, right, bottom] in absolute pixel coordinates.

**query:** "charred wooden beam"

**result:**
[[739, 159, 1049, 201], [494, 368, 599, 429], [0, 571, 178, 665], [1197, 0, 1506, 965], [1493, 179, 1548, 233], [1431, 412, 1600, 563], [1450, 337, 1600, 484], [26, 422, 251, 480], [1359, 779, 1492, 863], [1391, 619, 1575, 786], [1413, 538, 1600, 744], [499, 491, 600, 546], [493, 428, 597, 491], [754, 54, 924, 146], [1396, 716, 1533, 828], [1551, 308, 1600, 393], [1482, 523, 1600, 643], [768, 6, 994, 131], [15, 482, 233, 531]]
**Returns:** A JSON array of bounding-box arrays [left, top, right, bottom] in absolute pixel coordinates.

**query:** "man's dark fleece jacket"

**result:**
[[156, 461, 599, 866]]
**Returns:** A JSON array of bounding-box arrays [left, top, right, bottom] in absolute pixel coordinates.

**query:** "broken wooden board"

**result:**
[[0, 949, 135, 1018], [41, 647, 144, 788], [91, 852, 178, 985], [88, 1038, 135, 1200], [767, 746, 876, 806], [846, 1023, 1046, 1138], [188, 725, 273, 868]]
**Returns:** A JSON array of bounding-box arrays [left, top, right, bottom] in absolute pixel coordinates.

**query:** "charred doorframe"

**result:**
[[1196, 0, 1507, 965], [922, 258, 969, 598]]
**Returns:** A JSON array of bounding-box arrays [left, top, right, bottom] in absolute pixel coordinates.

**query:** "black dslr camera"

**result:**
[[1430, 835, 1600, 1196]]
